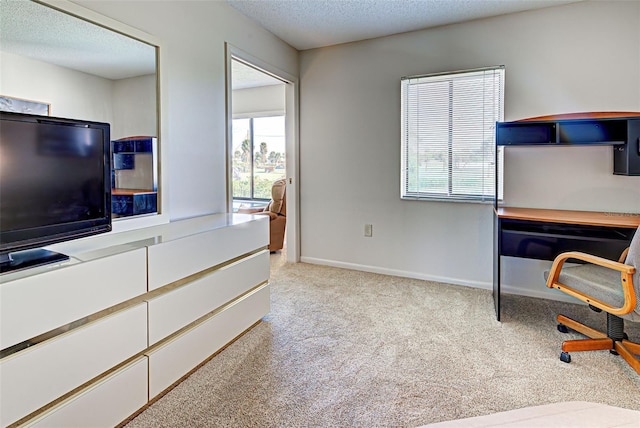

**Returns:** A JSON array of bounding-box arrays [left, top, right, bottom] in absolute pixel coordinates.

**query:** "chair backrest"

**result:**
[[625, 225, 640, 313], [264, 179, 286, 216]]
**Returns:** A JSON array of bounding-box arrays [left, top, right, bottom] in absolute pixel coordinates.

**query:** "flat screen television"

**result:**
[[0, 111, 112, 273]]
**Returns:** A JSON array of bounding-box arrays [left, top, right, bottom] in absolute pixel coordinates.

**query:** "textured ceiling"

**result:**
[[226, 0, 583, 50], [0, 0, 581, 85], [0, 0, 277, 89], [0, 0, 156, 80]]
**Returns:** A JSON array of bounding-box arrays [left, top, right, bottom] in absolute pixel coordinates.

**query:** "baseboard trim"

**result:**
[[298, 257, 578, 304], [299, 256, 492, 291]]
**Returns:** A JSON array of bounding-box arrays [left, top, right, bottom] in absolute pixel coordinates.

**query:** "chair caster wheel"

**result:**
[[557, 324, 569, 333], [560, 352, 571, 363], [610, 350, 619, 356]]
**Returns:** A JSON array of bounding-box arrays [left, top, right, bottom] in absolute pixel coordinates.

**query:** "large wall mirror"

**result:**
[[0, 0, 164, 227]]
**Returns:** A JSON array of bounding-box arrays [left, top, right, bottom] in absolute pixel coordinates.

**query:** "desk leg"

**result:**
[[493, 212, 501, 321]]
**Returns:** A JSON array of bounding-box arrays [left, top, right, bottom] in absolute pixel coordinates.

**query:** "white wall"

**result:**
[[0, 51, 156, 140], [112, 74, 157, 139], [0, 51, 114, 123], [299, 1, 640, 299], [75, 0, 298, 220]]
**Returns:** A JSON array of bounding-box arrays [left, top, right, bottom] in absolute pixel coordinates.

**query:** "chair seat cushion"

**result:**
[[556, 264, 640, 322]]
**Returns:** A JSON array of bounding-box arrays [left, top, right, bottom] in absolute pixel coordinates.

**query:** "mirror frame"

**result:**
[[36, 0, 169, 232]]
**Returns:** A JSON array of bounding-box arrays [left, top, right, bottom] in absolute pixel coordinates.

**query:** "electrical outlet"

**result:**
[[364, 223, 373, 237]]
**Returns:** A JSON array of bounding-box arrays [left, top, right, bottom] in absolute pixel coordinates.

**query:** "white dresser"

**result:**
[[0, 213, 270, 427]]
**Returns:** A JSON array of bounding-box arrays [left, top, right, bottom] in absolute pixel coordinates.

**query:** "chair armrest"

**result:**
[[619, 247, 630, 263], [264, 212, 278, 221], [546, 251, 637, 315], [237, 207, 264, 214]]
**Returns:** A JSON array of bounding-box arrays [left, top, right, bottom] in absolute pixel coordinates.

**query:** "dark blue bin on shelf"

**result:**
[[112, 137, 154, 154], [112, 191, 157, 216]]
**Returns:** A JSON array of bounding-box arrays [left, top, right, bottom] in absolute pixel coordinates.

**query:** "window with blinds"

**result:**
[[401, 66, 504, 202]]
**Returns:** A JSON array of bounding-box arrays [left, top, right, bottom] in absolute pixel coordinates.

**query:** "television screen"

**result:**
[[0, 111, 112, 273]]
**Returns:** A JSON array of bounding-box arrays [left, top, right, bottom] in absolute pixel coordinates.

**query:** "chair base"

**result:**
[[556, 314, 640, 374]]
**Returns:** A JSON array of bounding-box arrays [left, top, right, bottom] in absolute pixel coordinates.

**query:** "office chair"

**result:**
[[545, 225, 640, 374]]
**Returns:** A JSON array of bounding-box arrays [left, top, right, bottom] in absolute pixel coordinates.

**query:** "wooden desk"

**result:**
[[493, 207, 640, 320], [496, 207, 640, 228]]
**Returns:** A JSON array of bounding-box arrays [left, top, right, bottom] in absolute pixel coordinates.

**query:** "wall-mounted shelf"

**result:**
[[496, 112, 640, 175], [497, 119, 627, 146]]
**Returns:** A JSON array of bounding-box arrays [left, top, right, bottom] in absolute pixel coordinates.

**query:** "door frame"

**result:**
[[224, 43, 300, 262]]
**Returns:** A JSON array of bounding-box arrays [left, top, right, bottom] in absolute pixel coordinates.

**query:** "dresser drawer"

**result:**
[[147, 250, 269, 345], [147, 216, 268, 290], [0, 303, 147, 427], [146, 284, 269, 399], [0, 248, 147, 350], [27, 357, 148, 428]]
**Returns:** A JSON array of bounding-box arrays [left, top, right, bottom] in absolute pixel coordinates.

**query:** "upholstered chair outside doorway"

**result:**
[[238, 179, 286, 252]]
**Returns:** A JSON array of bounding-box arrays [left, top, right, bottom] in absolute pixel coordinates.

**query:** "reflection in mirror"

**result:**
[[0, 0, 159, 219]]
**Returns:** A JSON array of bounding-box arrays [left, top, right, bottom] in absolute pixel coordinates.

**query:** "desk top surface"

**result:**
[[496, 207, 640, 228]]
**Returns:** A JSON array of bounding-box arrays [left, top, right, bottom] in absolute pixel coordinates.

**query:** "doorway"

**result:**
[[225, 45, 299, 262], [230, 61, 286, 210]]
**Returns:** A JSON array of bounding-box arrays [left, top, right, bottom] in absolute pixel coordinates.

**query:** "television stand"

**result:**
[[0, 248, 69, 274]]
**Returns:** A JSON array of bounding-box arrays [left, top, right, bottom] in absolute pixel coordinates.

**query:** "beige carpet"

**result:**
[[125, 253, 640, 427]]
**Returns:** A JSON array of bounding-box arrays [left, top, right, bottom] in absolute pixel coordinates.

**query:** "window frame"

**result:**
[[232, 114, 286, 202], [400, 66, 504, 203]]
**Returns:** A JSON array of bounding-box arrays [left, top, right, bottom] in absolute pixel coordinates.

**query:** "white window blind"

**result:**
[[401, 67, 504, 202]]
